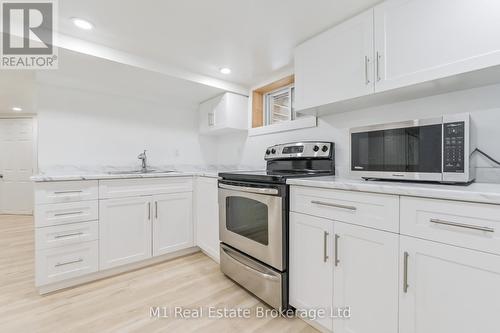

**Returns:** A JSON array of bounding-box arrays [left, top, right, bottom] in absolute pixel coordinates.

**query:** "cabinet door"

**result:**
[[99, 197, 152, 269], [294, 9, 374, 110], [400, 235, 500, 333], [374, 0, 500, 92], [195, 177, 220, 261], [289, 212, 334, 331], [333, 222, 399, 333], [152, 192, 193, 256]]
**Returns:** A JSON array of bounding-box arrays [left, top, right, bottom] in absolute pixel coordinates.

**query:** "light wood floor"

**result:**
[[0, 215, 317, 333]]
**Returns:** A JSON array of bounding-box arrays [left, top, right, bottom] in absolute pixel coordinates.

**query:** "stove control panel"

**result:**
[[265, 142, 334, 160]]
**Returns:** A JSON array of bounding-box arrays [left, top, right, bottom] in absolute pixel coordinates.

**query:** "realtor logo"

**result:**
[[1, 0, 58, 69]]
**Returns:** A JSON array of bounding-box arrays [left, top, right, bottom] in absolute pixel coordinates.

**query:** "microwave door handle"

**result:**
[[218, 183, 278, 195]]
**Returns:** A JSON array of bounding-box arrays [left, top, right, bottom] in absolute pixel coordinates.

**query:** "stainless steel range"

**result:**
[[218, 141, 335, 310]]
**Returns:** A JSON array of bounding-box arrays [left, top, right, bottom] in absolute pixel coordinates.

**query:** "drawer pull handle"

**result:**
[[54, 211, 83, 217], [311, 200, 357, 211], [53, 190, 83, 194], [55, 258, 83, 267], [403, 251, 409, 293], [430, 218, 494, 233], [54, 232, 84, 239]]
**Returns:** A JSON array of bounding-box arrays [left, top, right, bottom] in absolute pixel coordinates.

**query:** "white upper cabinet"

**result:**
[[374, 0, 500, 92], [152, 192, 193, 256], [399, 235, 500, 333], [294, 9, 374, 111], [199, 92, 248, 135], [333, 222, 399, 333]]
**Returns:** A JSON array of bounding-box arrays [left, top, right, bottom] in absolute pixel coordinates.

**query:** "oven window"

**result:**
[[226, 196, 269, 245], [351, 124, 442, 173]]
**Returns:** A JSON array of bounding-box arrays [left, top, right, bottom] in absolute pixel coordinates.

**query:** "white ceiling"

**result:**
[[0, 71, 36, 114], [37, 49, 225, 109], [58, 0, 381, 87]]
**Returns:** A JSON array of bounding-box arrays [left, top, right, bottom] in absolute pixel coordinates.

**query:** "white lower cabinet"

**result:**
[[333, 222, 399, 333], [194, 177, 220, 261], [99, 196, 152, 270], [153, 192, 193, 256], [399, 235, 500, 333], [289, 212, 334, 331]]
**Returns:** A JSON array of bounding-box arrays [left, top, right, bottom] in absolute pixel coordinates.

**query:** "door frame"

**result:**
[[0, 114, 38, 214]]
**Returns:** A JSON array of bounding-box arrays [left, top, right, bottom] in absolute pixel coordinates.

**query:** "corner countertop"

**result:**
[[286, 176, 500, 205], [30, 165, 263, 182]]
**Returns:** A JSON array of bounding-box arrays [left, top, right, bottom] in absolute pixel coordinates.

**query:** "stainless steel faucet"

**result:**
[[138, 150, 147, 172]]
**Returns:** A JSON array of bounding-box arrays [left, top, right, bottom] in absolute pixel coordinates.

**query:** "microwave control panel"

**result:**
[[443, 122, 465, 172]]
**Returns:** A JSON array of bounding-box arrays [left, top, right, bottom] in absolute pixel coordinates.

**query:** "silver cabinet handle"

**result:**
[[53, 190, 83, 194], [155, 201, 158, 219], [364, 56, 370, 85], [148, 202, 151, 220], [54, 211, 83, 217], [323, 231, 329, 263], [403, 251, 409, 293], [54, 232, 84, 239], [219, 183, 278, 195], [376, 51, 381, 82], [55, 258, 83, 267], [430, 218, 494, 233], [208, 113, 215, 127], [311, 200, 357, 211], [334, 234, 340, 266]]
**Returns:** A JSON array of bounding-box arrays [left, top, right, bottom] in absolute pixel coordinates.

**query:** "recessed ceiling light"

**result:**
[[72, 18, 94, 30], [12, 106, 22, 112], [220, 67, 231, 75]]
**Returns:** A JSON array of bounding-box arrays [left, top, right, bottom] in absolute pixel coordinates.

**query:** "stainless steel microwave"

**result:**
[[350, 113, 475, 184]]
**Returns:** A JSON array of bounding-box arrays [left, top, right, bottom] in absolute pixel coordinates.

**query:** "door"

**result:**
[[0, 118, 34, 214], [99, 196, 152, 269], [400, 235, 500, 333], [294, 9, 374, 110], [333, 222, 399, 333], [374, 0, 500, 92], [195, 177, 219, 260], [218, 181, 284, 270], [289, 212, 333, 331], [152, 192, 193, 256]]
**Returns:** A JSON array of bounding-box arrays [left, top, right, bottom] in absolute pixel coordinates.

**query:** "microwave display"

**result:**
[[351, 124, 443, 173]]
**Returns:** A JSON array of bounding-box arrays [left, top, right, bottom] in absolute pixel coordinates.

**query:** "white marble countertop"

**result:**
[[31, 165, 262, 182], [287, 176, 500, 205]]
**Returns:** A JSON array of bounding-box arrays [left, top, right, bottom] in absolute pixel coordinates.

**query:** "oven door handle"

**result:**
[[221, 246, 281, 282], [219, 183, 278, 195]]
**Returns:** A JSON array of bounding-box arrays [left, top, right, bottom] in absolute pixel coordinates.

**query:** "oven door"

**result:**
[[218, 180, 284, 271]]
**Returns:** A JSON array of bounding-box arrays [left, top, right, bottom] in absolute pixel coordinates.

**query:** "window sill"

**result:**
[[248, 116, 317, 137]]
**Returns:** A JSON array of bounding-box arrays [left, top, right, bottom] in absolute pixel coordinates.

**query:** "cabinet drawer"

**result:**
[[290, 186, 399, 232], [99, 177, 193, 199], [36, 221, 98, 250], [35, 200, 98, 227], [35, 240, 98, 286], [35, 181, 98, 204], [401, 197, 500, 255]]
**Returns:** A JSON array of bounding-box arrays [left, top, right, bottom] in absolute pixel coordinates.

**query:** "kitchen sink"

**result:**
[[107, 169, 176, 175]]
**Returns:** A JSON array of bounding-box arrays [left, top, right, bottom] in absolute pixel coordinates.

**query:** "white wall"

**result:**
[[216, 83, 500, 182], [36, 84, 218, 170]]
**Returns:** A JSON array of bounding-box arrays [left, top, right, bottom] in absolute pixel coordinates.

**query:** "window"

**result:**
[[264, 85, 295, 125], [250, 75, 316, 136]]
